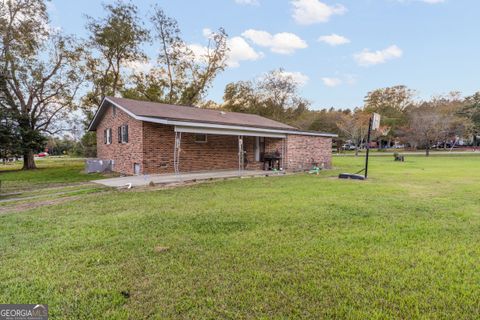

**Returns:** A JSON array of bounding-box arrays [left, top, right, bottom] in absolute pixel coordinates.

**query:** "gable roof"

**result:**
[[88, 96, 337, 138]]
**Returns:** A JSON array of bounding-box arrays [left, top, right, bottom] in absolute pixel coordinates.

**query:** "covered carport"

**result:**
[[172, 124, 287, 176]]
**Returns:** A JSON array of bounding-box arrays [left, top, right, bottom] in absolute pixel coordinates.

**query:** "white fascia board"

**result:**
[[87, 98, 106, 131], [174, 125, 287, 138]]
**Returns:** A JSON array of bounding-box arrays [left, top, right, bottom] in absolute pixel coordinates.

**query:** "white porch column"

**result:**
[[174, 131, 182, 175], [238, 135, 244, 175], [280, 137, 287, 171]]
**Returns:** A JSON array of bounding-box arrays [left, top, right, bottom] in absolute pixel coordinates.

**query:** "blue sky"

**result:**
[[49, 0, 479, 110]]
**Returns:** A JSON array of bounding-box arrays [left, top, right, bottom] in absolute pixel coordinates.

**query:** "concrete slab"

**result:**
[[92, 170, 285, 188]]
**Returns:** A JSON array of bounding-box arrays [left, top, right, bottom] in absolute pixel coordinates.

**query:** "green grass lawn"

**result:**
[[1, 156, 480, 319], [0, 158, 106, 193]]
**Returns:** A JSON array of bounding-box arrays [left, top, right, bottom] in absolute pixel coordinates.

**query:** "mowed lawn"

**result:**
[[0, 158, 106, 193], [1, 156, 480, 319]]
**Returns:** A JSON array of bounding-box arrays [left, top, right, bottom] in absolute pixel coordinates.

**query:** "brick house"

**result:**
[[88, 97, 337, 175]]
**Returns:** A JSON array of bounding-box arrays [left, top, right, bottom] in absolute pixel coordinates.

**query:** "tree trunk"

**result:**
[[425, 146, 430, 157], [22, 150, 36, 170], [355, 147, 359, 157]]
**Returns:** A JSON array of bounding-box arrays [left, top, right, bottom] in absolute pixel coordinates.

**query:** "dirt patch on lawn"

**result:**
[[0, 196, 81, 215]]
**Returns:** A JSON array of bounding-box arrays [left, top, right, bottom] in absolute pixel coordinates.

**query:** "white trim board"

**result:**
[[174, 125, 287, 138]]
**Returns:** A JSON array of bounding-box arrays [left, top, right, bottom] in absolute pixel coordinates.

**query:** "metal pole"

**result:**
[[173, 133, 177, 174], [238, 135, 244, 175], [364, 117, 373, 179], [174, 132, 182, 175]]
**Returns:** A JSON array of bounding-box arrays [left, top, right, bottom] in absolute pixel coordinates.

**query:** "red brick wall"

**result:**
[[142, 123, 263, 174], [95, 103, 143, 175], [286, 134, 332, 171]]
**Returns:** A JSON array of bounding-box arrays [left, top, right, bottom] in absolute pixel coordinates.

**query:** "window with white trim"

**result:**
[[194, 134, 207, 143], [104, 128, 112, 144], [118, 125, 129, 143]]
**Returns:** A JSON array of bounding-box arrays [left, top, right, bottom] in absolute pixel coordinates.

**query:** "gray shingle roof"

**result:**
[[104, 96, 296, 130]]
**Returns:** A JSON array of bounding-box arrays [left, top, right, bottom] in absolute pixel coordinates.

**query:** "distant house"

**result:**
[[88, 97, 337, 175]]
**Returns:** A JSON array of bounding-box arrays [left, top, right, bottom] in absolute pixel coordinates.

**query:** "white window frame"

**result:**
[[105, 128, 112, 145], [119, 125, 128, 144]]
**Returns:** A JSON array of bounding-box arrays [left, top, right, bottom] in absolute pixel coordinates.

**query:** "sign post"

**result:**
[[364, 113, 380, 179]]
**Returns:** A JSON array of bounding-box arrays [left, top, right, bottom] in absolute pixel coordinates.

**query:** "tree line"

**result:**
[[1, 1, 479, 169]]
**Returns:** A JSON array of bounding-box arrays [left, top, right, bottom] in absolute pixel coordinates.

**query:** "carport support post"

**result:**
[[174, 132, 182, 175], [238, 135, 244, 175], [364, 117, 373, 179]]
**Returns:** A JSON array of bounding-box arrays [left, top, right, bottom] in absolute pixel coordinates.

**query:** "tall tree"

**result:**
[[401, 104, 451, 156], [223, 69, 310, 125], [81, 0, 149, 158], [364, 85, 415, 147], [308, 109, 345, 135], [0, 0, 83, 169], [430, 93, 471, 149], [124, 7, 228, 105], [223, 80, 259, 112], [83, 0, 149, 110]]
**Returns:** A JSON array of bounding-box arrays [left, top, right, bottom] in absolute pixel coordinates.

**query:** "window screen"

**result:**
[[118, 125, 129, 143], [194, 134, 207, 143]]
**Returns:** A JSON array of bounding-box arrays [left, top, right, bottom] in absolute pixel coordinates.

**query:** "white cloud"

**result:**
[[226, 36, 263, 67], [235, 0, 260, 5], [285, 71, 309, 86], [318, 33, 350, 46], [291, 0, 346, 25], [188, 35, 263, 68], [242, 29, 308, 54], [321, 77, 342, 87], [354, 45, 403, 67], [277, 71, 310, 86]]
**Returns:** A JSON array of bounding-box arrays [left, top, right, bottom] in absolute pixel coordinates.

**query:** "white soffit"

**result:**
[[174, 125, 287, 138]]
